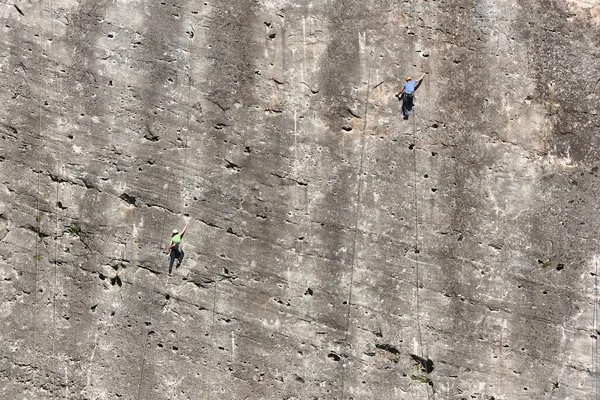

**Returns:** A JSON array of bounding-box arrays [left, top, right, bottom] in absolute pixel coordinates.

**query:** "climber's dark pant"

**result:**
[[402, 93, 414, 118], [169, 245, 184, 273]]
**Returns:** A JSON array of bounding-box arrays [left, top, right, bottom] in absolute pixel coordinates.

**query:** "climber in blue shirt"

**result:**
[[396, 73, 426, 120]]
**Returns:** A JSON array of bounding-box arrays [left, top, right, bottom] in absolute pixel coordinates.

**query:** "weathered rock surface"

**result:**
[[1, 0, 600, 399]]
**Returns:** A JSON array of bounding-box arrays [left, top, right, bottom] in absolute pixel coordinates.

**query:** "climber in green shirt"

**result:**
[[166, 221, 188, 274]]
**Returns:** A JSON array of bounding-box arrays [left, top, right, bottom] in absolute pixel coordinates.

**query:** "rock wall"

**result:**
[[1, 0, 600, 399]]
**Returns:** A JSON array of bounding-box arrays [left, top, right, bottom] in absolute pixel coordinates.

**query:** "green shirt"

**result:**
[[172, 233, 182, 244]]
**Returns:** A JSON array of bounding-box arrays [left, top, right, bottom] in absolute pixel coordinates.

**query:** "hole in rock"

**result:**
[[377, 344, 400, 355], [410, 354, 434, 373], [119, 193, 136, 205], [110, 276, 122, 287]]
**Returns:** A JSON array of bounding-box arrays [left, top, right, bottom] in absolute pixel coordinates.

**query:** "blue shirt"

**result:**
[[404, 80, 417, 93]]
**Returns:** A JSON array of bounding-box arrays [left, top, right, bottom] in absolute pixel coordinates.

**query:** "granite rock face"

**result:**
[[1, 0, 600, 399]]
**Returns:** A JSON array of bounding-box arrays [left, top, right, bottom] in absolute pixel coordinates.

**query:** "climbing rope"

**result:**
[[497, 333, 503, 397], [52, 175, 59, 400], [339, 53, 372, 399], [135, 273, 158, 400], [412, 105, 433, 400], [50, 3, 60, 398], [412, 107, 423, 350], [207, 268, 219, 400], [31, 1, 48, 393], [180, 28, 194, 197], [135, 23, 197, 400], [594, 258, 599, 400]]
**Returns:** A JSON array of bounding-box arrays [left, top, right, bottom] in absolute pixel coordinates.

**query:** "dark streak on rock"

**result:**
[[14, 4, 25, 17], [345, 106, 361, 119], [224, 159, 241, 172], [270, 172, 308, 186]]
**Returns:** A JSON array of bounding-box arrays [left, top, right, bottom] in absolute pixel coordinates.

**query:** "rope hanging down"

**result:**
[[412, 107, 434, 400], [339, 49, 372, 399], [136, 27, 196, 400], [50, 3, 62, 398], [31, 1, 48, 393], [593, 259, 599, 400], [179, 27, 195, 203]]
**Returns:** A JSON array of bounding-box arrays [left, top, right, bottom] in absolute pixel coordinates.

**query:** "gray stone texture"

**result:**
[[1, 0, 600, 399]]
